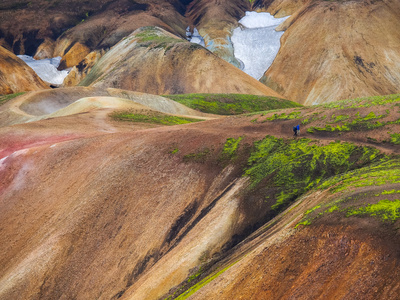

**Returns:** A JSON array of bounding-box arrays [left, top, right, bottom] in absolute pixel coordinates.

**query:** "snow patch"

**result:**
[[231, 12, 289, 80], [187, 27, 205, 47], [239, 11, 287, 28], [17, 55, 70, 85]]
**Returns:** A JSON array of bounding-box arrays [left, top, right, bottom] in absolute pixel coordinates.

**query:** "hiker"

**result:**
[[293, 124, 300, 136]]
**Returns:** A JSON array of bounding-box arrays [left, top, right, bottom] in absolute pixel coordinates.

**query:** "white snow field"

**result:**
[[231, 11, 289, 80], [17, 55, 69, 85]]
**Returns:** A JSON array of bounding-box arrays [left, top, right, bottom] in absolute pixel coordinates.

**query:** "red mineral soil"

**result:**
[[260, 0, 400, 105], [0, 46, 49, 95], [189, 220, 400, 300], [79, 27, 282, 97], [0, 92, 399, 299]]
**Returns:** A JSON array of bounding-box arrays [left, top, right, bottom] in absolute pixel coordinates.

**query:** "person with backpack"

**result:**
[[293, 124, 300, 136]]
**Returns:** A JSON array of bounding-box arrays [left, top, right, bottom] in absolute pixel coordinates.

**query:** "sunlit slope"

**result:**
[[157, 94, 400, 299], [79, 27, 282, 97], [0, 46, 49, 94], [0, 87, 212, 127], [0, 94, 399, 300], [164, 93, 301, 115], [260, 0, 400, 104]]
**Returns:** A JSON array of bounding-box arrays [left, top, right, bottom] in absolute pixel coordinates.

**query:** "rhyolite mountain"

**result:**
[[1, 0, 400, 300], [260, 0, 400, 105], [1, 0, 399, 102], [76, 27, 282, 96]]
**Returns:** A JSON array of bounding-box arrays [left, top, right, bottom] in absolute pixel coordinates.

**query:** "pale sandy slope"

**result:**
[[0, 87, 214, 127]]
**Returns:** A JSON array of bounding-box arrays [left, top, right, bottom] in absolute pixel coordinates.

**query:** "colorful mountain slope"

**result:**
[[79, 27, 282, 97], [0, 93, 399, 299]]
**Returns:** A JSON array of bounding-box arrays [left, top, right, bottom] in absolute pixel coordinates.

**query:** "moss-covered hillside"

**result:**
[[250, 94, 400, 146], [163, 93, 400, 300], [164, 93, 301, 115]]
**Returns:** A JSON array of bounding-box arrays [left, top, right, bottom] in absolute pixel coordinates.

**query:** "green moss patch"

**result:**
[[164, 93, 301, 115], [319, 94, 400, 110], [111, 111, 203, 125], [0, 92, 25, 106], [329, 114, 350, 123], [220, 137, 243, 161], [297, 196, 400, 228], [307, 111, 388, 133], [378, 189, 400, 196], [264, 111, 301, 121], [295, 157, 400, 227], [244, 136, 383, 212], [134, 27, 186, 49], [183, 148, 212, 163], [318, 159, 400, 194], [390, 133, 400, 145], [255, 94, 400, 142], [347, 199, 400, 221], [172, 261, 238, 300]]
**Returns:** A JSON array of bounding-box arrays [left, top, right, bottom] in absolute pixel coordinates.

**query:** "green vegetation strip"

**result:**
[[307, 111, 392, 133], [264, 111, 301, 121], [318, 159, 400, 193], [296, 198, 400, 228], [183, 148, 211, 162], [377, 189, 400, 196], [134, 27, 186, 49], [111, 111, 203, 125], [0, 92, 25, 106], [220, 137, 243, 161], [164, 93, 301, 115], [244, 136, 382, 212], [295, 157, 400, 227], [319, 94, 400, 110], [347, 199, 400, 221], [391, 133, 400, 145], [173, 261, 239, 300]]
